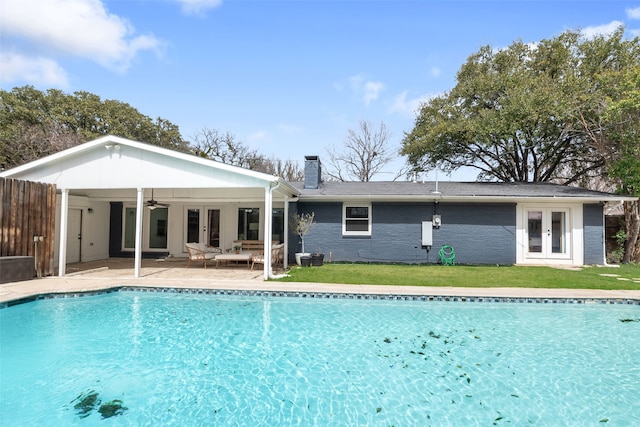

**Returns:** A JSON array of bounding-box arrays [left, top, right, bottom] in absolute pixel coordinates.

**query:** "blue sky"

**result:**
[[1, 0, 639, 180]]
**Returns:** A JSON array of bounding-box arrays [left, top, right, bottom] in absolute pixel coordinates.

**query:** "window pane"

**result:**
[[207, 209, 220, 247], [346, 207, 368, 219], [187, 209, 200, 243], [238, 208, 260, 240], [272, 209, 284, 243], [346, 219, 369, 232], [528, 211, 542, 253], [124, 208, 136, 249], [551, 211, 566, 253], [149, 208, 168, 249]]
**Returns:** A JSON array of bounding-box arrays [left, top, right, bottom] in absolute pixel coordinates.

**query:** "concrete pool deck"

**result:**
[[1, 258, 639, 304]]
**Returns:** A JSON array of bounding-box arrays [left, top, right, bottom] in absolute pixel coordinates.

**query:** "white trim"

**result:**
[[342, 203, 372, 236]]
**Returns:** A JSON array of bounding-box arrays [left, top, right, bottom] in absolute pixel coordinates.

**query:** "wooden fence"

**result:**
[[0, 178, 57, 277]]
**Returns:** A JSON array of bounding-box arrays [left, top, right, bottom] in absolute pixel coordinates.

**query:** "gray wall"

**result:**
[[291, 202, 517, 265], [583, 203, 604, 264]]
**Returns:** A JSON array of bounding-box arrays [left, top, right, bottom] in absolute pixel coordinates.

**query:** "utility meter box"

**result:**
[[422, 221, 433, 247]]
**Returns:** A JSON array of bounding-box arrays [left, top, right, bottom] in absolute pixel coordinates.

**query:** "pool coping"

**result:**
[[2, 276, 640, 308]]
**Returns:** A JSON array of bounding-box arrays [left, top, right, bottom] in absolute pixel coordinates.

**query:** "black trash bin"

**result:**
[[300, 256, 312, 267]]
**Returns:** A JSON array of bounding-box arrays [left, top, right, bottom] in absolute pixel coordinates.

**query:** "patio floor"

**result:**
[[61, 257, 268, 280]]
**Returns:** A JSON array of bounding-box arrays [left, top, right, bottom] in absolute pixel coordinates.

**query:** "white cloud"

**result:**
[[0, 0, 163, 76], [389, 90, 435, 117], [363, 81, 384, 106], [627, 7, 640, 19], [430, 67, 441, 78], [349, 74, 385, 106], [0, 52, 69, 87], [581, 21, 624, 39], [174, 0, 223, 15]]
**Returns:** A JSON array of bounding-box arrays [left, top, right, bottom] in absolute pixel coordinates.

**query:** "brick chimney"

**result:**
[[304, 155, 322, 189]]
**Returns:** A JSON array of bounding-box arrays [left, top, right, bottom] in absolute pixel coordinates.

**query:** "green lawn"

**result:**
[[275, 263, 640, 290]]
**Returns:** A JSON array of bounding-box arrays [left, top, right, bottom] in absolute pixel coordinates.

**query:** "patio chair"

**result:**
[[251, 243, 285, 271], [185, 243, 222, 268]]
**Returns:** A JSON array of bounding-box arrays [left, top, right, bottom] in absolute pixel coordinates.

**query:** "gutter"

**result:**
[[267, 180, 288, 280]]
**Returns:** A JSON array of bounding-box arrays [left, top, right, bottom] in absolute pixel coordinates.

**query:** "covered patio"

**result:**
[[0, 136, 299, 280]]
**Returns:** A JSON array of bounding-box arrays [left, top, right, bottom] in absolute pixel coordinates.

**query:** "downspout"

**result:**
[[602, 202, 609, 266], [267, 180, 287, 279]]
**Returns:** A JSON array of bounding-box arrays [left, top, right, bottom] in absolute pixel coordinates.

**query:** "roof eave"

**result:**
[[295, 194, 638, 203]]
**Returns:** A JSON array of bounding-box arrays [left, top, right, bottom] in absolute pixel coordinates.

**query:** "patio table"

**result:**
[[214, 251, 253, 269]]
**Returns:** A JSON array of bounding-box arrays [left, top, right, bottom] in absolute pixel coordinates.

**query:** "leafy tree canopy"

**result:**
[[401, 28, 640, 187], [0, 86, 189, 169]]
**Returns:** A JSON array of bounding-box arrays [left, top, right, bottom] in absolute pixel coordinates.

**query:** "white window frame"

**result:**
[[342, 203, 372, 236]]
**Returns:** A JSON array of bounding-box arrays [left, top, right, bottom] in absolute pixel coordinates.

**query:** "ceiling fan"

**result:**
[[146, 189, 170, 210]]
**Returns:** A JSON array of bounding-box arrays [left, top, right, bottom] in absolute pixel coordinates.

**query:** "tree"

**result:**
[[290, 212, 315, 254], [0, 86, 190, 169], [401, 29, 638, 185], [401, 28, 640, 261], [192, 127, 259, 166], [191, 127, 304, 180], [577, 64, 640, 262], [325, 120, 396, 182]]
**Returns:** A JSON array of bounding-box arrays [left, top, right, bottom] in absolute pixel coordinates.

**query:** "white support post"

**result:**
[[134, 188, 144, 278], [263, 185, 273, 280], [58, 188, 69, 276]]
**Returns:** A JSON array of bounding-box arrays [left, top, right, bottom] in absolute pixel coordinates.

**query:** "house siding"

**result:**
[[583, 203, 604, 264], [293, 202, 516, 265]]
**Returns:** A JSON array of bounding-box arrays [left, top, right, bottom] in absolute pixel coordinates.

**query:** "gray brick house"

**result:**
[[291, 156, 633, 266]]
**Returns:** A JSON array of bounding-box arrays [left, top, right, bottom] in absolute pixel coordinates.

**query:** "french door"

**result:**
[[525, 208, 571, 259], [186, 206, 221, 248]]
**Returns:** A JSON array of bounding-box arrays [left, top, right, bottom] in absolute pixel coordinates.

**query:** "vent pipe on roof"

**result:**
[[432, 166, 441, 194], [304, 156, 322, 189]]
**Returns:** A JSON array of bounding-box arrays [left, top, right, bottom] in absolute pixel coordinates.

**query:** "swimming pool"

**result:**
[[1, 290, 639, 426]]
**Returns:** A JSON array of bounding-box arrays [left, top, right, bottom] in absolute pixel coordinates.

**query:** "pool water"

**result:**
[[1, 291, 639, 426]]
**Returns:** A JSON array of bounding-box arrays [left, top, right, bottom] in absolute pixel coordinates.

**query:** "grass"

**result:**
[[275, 263, 640, 290]]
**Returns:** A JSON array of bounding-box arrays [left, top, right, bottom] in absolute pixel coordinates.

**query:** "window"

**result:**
[[149, 208, 168, 249], [343, 203, 371, 236], [272, 208, 285, 243], [238, 208, 260, 240], [124, 207, 136, 249], [123, 207, 168, 250]]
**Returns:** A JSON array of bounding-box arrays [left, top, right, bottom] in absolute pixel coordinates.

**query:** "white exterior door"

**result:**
[[517, 204, 583, 265], [525, 208, 570, 259], [66, 208, 82, 263], [185, 206, 222, 248]]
